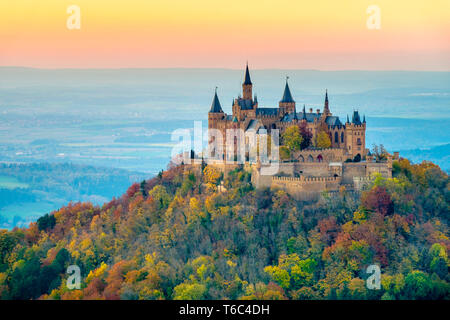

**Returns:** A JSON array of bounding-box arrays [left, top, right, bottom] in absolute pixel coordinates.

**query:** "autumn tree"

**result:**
[[315, 130, 331, 149], [282, 125, 303, 153], [298, 121, 312, 150], [361, 186, 394, 216]]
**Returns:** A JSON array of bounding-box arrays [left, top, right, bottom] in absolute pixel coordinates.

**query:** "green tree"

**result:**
[[282, 126, 303, 153], [315, 130, 331, 148], [173, 283, 207, 300]]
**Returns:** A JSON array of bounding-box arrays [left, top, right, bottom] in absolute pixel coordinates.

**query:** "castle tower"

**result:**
[[279, 77, 295, 115], [208, 88, 224, 128], [242, 63, 253, 100], [344, 110, 366, 160], [208, 88, 226, 160]]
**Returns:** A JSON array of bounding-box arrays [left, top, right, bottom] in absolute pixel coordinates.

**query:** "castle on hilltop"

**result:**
[[199, 64, 398, 200], [208, 64, 367, 161]]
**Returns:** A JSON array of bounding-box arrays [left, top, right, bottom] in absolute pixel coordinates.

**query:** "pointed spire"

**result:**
[[254, 94, 258, 104], [352, 110, 361, 124], [324, 89, 330, 114], [363, 114, 366, 123], [302, 105, 307, 120], [243, 62, 252, 85], [293, 104, 298, 120], [346, 114, 350, 123], [209, 87, 223, 113], [280, 76, 295, 103]]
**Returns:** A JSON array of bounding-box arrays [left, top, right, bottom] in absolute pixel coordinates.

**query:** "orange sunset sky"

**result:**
[[0, 0, 449, 70]]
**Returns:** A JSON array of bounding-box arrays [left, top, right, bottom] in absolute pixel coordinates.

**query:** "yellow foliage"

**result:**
[[86, 261, 108, 283], [71, 250, 80, 260], [205, 195, 215, 213], [80, 238, 93, 251], [353, 211, 366, 223], [203, 166, 221, 185], [189, 197, 201, 212], [227, 260, 237, 268], [282, 125, 302, 152], [315, 130, 331, 148], [90, 215, 100, 232], [145, 252, 158, 266]]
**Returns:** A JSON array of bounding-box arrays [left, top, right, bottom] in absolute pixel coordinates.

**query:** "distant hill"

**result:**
[[400, 144, 450, 171], [0, 163, 149, 229]]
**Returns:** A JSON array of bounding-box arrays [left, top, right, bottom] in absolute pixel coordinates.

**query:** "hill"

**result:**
[[0, 158, 448, 300], [0, 163, 148, 229], [400, 144, 450, 172]]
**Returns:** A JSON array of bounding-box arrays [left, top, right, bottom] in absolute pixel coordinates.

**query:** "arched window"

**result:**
[[357, 138, 362, 145], [317, 154, 323, 162], [271, 123, 277, 129], [341, 132, 344, 143], [307, 155, 314, 162], [334, 132, 338, 143], [298, 155, 304, 162]]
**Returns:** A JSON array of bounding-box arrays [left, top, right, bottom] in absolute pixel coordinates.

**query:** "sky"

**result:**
[[0, 0, 449, 70]]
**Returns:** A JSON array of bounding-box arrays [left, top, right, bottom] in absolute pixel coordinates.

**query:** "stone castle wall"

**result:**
[[271, 175, 342, 201]]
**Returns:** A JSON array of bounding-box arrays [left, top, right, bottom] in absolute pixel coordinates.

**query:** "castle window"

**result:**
[[357, 138, 362, 145], [317, 154, 323, 162], [341, 132, 344, 143], [298, 155, 304, 162], [307, 155, 314, 162], [334, 132, 338, 143]]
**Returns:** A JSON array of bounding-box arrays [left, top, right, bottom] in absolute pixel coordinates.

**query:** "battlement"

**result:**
[[272, 175, 340, 183]]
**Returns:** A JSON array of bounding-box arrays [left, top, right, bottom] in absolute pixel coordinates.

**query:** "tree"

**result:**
[[315, 130, 331, 149], [140, 180, 147, 198], [173, 283, 207, 300], [428, 243, 448, 279], [282, 126, 303, 153], [148, 185, 171, 210], [279, 146, 291, 161], [361, 186, 394, 216], [37, 214, 56, 231], [403, 271, 431, 299], [298, 122, 312, 150], [372, 144, 388, 162]]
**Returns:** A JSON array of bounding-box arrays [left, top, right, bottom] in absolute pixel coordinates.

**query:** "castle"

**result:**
[[202, 65, 397, 200]]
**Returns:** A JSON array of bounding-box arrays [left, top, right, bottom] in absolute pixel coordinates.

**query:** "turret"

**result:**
[[323, 89, 331, 116], [209, 88, 223, 114], [352, 110, 362, 125], [208, 88, 224, 127], [279, 77, 296, 115], [302, 105, 307, 121], [242, 63, 253, 100]]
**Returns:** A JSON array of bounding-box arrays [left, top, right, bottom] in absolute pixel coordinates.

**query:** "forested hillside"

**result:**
[[0, 159, 448, 300]]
